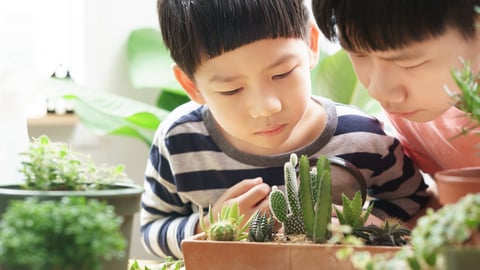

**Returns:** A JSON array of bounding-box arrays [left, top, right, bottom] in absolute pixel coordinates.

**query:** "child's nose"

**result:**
[[249, 90, 282, 118], [367, 65, 406, 105]]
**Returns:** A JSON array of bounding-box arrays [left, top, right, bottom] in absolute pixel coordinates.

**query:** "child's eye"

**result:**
[[220, 88, 241, 96], [399, 61, 427, 70], [272, 68, 294, 80]]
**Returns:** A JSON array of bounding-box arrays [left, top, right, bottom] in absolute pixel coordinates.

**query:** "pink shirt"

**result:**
[[386, 106, 480, 174]]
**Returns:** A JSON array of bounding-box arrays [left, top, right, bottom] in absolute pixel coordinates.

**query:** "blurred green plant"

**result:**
[[20, 135, 128, 191], [0, 197, 126, 270]]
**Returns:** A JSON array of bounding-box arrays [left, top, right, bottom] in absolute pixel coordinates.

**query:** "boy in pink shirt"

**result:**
[[311, 0, 480, 176]]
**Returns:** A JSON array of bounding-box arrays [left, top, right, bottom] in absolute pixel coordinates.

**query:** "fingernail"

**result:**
[[253, 177, 263, 184]]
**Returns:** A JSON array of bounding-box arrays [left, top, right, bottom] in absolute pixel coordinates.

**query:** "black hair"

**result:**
[[157, 0, 310, 77], [312, 0, 480, 52]]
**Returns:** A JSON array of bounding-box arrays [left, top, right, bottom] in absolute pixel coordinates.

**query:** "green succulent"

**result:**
[[334, 192, 374, 229], [353, 219, 411, 247], [248, 210, 275, 242], [200, 202, 252, 241], [269, 154, 332, 243]]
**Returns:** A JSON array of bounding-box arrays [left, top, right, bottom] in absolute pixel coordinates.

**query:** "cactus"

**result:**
[[269, 154, 333, 243], [248, 210, 275, 242], [199, 202, 252, 241]]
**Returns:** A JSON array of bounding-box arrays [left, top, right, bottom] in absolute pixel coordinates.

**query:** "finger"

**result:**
[[236, 182, 270, 208], [222, 177, 264, 200]]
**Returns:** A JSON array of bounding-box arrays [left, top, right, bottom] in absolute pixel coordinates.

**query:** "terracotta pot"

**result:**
[[435, 167, 480, 205], [181, 233, 402, 270]]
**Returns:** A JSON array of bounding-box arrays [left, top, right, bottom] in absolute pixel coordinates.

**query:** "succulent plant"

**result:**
[[248, 210, 275, 242], [447, 60, 480, 131], [334, 191, 374, 229], [269, 154, 332, 243], [200, 202, 252, 241], [353, 219, 411, 247]]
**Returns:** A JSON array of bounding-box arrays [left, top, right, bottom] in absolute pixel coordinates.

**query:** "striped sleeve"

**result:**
[[333, 104, 430, 221], [140, 140, 200, 259]]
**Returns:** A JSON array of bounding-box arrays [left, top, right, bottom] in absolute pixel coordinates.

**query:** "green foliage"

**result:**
[[248, 210, 275, 242], [269, 154, 333, 243], [19, 135, 128, 191], [0, 197, 126, 270], [448, 60, 480, 135], [64, 91, 170, 146], [200, 202, 252, 241], [335, 192, 373, 229], [312, 50, 381, 115], [411, 194, 480, 267], [129, 257, 184, 270], [351, 194, 480, 269], [353, 219, 410, 247]]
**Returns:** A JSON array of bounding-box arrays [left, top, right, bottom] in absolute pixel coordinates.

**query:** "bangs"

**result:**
[[161, 0, 309, 76], [338, 1, 445, 52], [314, 0, 479, 52]]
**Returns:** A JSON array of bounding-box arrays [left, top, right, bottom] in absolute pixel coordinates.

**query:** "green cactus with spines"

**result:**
[[269, 154, 305, 235], [269, 153, 333, 243], [248, 210, 275, 242], [199, 202, 252, 241]]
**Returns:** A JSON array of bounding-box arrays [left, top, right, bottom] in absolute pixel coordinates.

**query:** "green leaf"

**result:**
[[311, 50, 381, 115], [127, 28, 180, 90], [64, 91, 170, 146]]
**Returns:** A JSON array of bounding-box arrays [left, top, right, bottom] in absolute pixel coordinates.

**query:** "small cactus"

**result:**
[[199, 202, 252, 241], [269, 154, 332, 243], [248, 210, 275, 242]]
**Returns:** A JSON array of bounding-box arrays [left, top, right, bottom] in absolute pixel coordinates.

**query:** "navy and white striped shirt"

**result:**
[[140, 97, 429, 259]]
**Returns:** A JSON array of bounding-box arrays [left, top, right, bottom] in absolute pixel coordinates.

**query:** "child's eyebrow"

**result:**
[[208, 54, 297, 83]]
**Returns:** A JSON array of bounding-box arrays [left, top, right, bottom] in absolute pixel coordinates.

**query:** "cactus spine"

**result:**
[[269, 153, 332, 243]]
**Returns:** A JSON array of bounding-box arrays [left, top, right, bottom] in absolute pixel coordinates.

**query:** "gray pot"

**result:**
[[0, 183, 144, 270]]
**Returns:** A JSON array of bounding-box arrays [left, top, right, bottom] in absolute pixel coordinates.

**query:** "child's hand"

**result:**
[[197, 177, 270, 233]]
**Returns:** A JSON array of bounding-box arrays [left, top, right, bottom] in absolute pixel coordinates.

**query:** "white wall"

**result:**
[[2, 0, 161, 261]]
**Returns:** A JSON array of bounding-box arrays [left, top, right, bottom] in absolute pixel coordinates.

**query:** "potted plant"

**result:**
[[434, 61, 480, 205], [0, 197, 126, 270], [181, 154, 409, 270], [0, 135, 144, 270], [348, 193, 480, 270]]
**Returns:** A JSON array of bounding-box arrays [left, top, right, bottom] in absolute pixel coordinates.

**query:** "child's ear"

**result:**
[[172, 65, 206, 104], [308, 22, 320, 69]]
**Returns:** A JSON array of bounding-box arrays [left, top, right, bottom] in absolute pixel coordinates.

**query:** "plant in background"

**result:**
[[248, 210, 275, 242], [269, 154, 332, 243], [0, 197, 126, 270], [200, 202, 253, 241], [19, 135, 128, 191], [447, 60, 480, 135]]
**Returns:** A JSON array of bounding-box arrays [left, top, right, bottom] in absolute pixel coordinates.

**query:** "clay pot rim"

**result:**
[[434, 166, 480, 183]]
